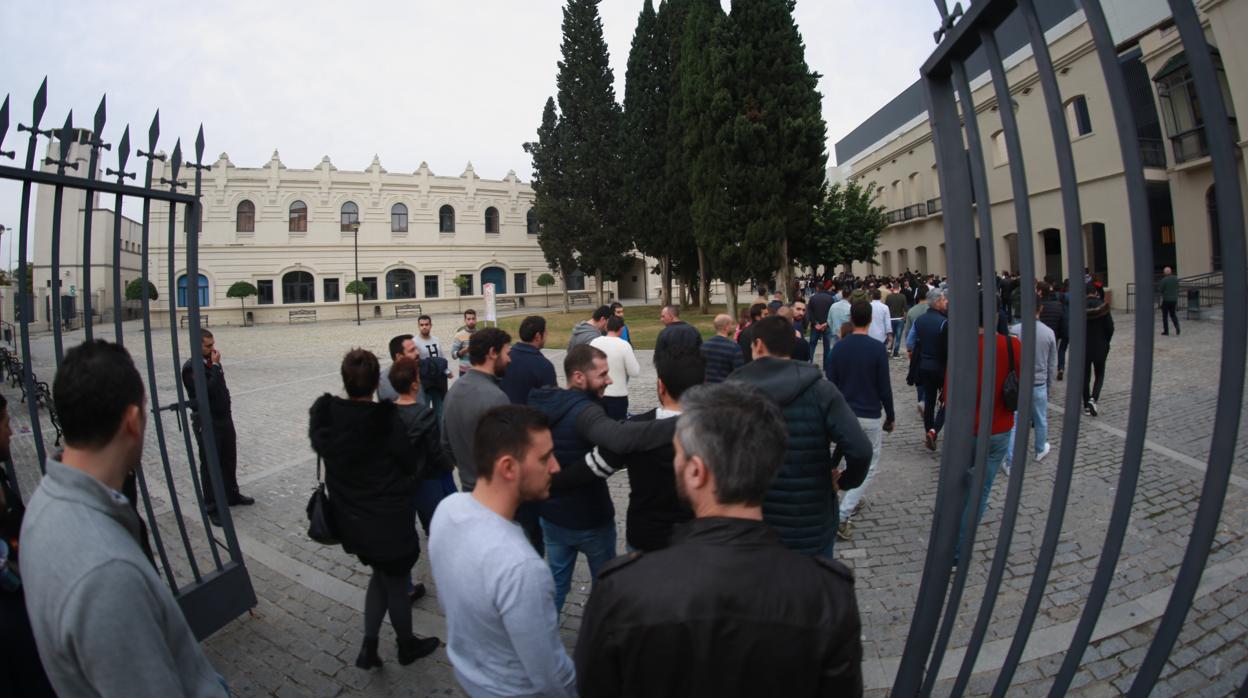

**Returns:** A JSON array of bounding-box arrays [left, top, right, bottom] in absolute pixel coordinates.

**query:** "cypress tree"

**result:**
[[555, 0, 627, 306], [725, 0, 828, 301], [656, 0, 700, 308], [524, 97, 578, 311]]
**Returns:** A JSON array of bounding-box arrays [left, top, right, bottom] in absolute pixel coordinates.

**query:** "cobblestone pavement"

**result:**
[[4, 308, 1246, 696]]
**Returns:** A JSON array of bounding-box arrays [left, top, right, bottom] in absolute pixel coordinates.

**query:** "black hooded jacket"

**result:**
[[309, 395, 419, 573]]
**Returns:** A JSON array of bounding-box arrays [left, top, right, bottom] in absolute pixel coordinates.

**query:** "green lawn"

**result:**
[[495, 305, 729, 351]]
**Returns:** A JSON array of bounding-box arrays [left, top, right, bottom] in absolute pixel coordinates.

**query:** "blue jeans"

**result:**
[[424, 390, 445, 424], [413, 471, 457, 534], [540, 519, 617, 613], [1006, 384, 1049, 465], [955, 432, 1011, 563], [809, 326, 833, 370], [890, 319, 904, 356]]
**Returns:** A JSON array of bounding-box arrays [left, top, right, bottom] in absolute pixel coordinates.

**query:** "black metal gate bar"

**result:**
[[184, 128, 247, 566], [892, 51, 981, 698], [950, 22, 1043, 695], [106, 126, 133, 345], [919, 50, 1009, 697], [14, 79, 50, 471], [1048, 1, 1157, 694], [989, 1, 1090, 693], [1127, 1, 1247, 692], [78, 97, 108, 343], [47, 112, 72, 366]]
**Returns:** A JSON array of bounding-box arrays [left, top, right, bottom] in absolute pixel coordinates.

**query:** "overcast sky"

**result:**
[[0, 0, 938, 267]]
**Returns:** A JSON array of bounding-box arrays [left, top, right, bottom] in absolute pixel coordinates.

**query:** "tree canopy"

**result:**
[[125, 278, 158, 301]]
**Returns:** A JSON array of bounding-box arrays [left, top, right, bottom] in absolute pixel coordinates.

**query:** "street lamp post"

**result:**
[[352, 221, 361, 326]]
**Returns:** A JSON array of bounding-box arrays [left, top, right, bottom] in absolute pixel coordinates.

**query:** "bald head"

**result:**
[[713, 314, 736, 336]]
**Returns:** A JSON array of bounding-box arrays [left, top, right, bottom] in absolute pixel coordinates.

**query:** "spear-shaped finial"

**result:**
[[48, 110, 79, 171], [147, 110, 160, 153], [93, 95, 107, 137], [933, 0, 964, 44], [0, 95, 13, 158], [32, 77, 47, 130], [195, 124, 205, 163], [108, 125, 135, 183]]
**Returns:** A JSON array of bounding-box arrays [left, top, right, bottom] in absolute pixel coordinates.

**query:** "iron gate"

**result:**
[[894, 0, 1245, 695], [0, 80, 256, 640]]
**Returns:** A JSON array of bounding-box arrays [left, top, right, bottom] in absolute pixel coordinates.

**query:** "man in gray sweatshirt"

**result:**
[[442, 327, 513, 491], [20, 340, 227, 697], [1006, 304, 1058, 469], [567, 305, 611, 352]]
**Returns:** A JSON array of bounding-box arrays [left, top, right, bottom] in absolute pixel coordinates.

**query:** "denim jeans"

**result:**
[[424, 390, 445, 424], [1006, 383, 1049, 465], [809, 326, 833, 371], [413, 471, 457, 534], [839, 416, 883, 520], [540, 519, 617, 613], [890, 319, 904, 356], [955, 432, 1011, 562]]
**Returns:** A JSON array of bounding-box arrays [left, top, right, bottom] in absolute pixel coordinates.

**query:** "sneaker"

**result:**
[[1087, 399, 1099, 417], [836, 521, 852, 541], [925, 429, 937, 451], [1035, 442, 1052, 461], [917, 402, 925, 419], [409, 582, 427, 604], [1057, 369, 1064, 381], [1002, 459, 1012, 476]]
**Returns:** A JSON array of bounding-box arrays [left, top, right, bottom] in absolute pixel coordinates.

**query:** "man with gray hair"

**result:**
[[574, 382, 863, 696]]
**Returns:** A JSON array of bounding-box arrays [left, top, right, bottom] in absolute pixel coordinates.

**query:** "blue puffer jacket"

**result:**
[[527, 387, 615, 530], [729, 357, 873, 555]]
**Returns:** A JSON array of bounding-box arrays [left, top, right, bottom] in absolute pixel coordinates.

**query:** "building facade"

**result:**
[[833, 0, 1245, 309], [29, 141, 661, 328]]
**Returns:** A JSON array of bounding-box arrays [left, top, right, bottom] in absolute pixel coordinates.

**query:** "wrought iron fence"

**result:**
[[894, 0, 1244, 695], [0, 81, 256, 639]]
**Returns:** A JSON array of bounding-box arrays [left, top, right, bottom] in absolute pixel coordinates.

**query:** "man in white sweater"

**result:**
[[591, 315, 641, 421], [430, 404, 576, 698]]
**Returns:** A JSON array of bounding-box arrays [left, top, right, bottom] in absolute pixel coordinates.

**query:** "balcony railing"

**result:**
[[1170, 119, 1238, 164], [904, 203, 926, 220], [927, 197, 942, 215], [1140, 137, 1167, 168]]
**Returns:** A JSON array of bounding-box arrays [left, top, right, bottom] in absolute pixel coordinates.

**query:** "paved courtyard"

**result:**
[[4, 307, 1247, 696]]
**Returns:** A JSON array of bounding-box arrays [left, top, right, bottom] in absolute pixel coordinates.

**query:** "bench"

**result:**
[[289, 309, 318, 324], [179, 314, 210, 328], [496, 297, 519, 311], [395, 303, 423, 318], [569, 293, 592, 306]]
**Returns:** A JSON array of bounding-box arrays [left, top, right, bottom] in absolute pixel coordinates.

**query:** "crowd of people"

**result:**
[[0, 265, 1134, 696]]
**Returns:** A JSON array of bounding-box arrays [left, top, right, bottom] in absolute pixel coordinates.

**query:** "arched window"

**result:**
[[340, 202, 359, 232], [1065, 95, 1093, 139], [481, 266, 507, 294], [439, 205, 455, 233], [526, 209, 538, 235], [391, 203, 408, 232], [176, 273, 209, 308], [282, 271, 314, 304], [991, 130, 1009, 166], [485, 207, 500, 235], [289, 200, 307, 232], [386, 269, 416, 299], [236, 200, 255, 233]]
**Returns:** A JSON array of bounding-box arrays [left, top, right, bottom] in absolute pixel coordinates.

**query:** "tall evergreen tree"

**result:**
[[725, 0, 828, 301], [622, 0, 670, 304], [524, 97, 578, 312], [555, 0, 627, 306], [656, 0, 700, 307]]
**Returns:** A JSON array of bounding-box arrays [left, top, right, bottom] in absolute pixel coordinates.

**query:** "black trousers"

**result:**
[[1083, 353, 1107, 404], [920, 369, 945, 434], [195, 417, 239, 511], [1161, 301, 1180, 334]]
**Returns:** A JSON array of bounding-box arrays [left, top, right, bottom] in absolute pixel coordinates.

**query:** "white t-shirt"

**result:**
[[590, 335, 641, 398], [429, 493, 576, 698], [869, 300, 893, 343]]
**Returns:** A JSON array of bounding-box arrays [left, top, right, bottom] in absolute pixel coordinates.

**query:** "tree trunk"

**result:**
[[660, 254, 673, 308], [595, 271, 605, 307], [726, 283, 738, 325], [697, 246, 710, 315], [778, 235, 792, 302], [239, 298, 245, 327]]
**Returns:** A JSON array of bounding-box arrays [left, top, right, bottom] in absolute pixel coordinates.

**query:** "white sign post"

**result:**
[[483, 282, 497, 324]]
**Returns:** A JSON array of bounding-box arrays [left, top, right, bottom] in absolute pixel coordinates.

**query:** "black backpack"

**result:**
[[420, 356, 449, 395]]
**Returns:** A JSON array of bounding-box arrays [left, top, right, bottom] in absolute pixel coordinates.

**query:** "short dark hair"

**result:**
[[850, 300, 872, 327], [54, 340, 145, 449], [464, 309, 477, 318], [388, 357, 420, 394], [748, 303, 767, 321], [592, 305, 613, 322], [915, 285, 928, 302], [655, 347, 705, 401], [417, 314, 432, 324], [341, 349, 380, 398], [469, 327, 511, 365], [751, 316, 796, 356], [473, 404, 551, 480], [871, 288, 882, 300], [564, 344, 606, 380], [610, 302, 623, 311], [518, 315, 547, 342], [675, 382, 786, 506], [200, 328, 214, 339], [388, 334, 414, 361], [606, 315, 625, 333]]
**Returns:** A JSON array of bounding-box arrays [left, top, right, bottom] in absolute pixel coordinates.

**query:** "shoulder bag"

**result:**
[[1001, 334, 1020, 413], [306, 456, 338, 545]]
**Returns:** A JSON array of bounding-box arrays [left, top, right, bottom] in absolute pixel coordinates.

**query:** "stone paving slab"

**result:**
[[3, 309, 1246, 696]]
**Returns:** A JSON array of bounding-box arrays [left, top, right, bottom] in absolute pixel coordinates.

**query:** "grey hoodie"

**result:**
[[20, 457, 226, 697], [567, 321, 603, 352]]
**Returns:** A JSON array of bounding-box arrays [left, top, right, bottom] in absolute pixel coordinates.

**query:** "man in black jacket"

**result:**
[[574, 381, 863, 697], [499, 316, 557, 405], [181, 330, 253, 527], [654, 305, 702, 361], [1083, 282, 1115, 416]]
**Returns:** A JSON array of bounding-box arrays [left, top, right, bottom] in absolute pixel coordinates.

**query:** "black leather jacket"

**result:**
[[574, 517, 863, 698]]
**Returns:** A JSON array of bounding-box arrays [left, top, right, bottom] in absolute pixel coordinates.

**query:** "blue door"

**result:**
[[481, 266, 507, 294]]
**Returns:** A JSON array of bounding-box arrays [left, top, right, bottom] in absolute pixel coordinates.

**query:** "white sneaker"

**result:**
[[1035, 442, 1052, 461], [917, 402, 925, 418], [1002, 460, 1012, 475]]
